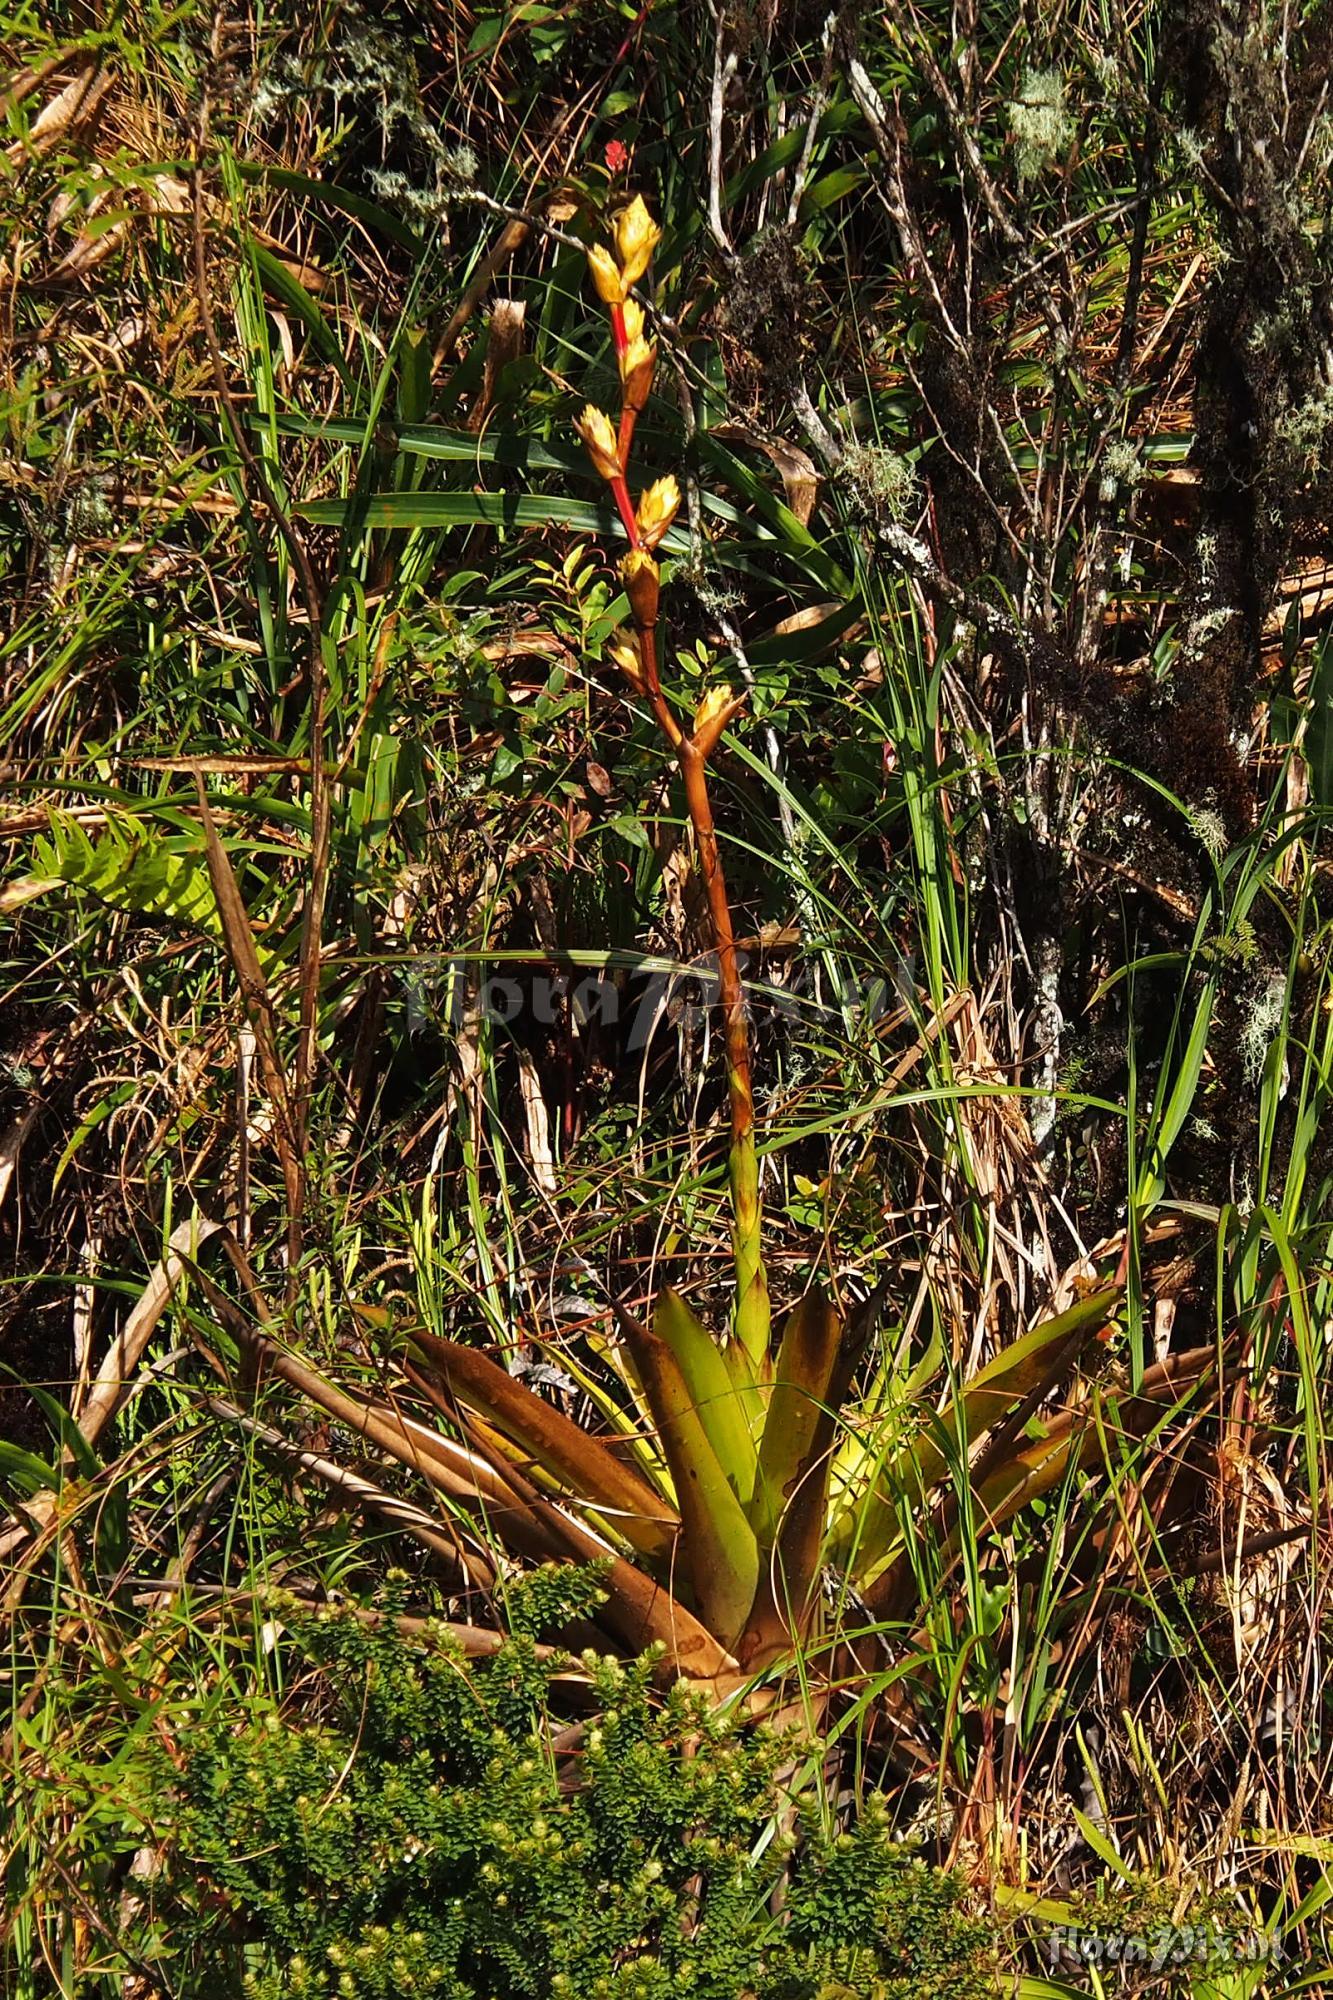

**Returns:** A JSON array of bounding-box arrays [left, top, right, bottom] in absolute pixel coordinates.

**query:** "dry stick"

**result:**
[[35, 1852, 164, 1998], [1173, 1520, 1315, 1582], [0, 44, 93, 119], [1071, 57, 1168, 678], [190, 132, 328, 1285], [786, 9, 840, 230], [870, 12, 1071, 352], [791, 375, 1033, 674], [841, 60, 969, 352], [3, 59, 110, 166], [705, 0, 738, 256], [832, 48, 1050, 673], [0, 1218, 225, 1545]]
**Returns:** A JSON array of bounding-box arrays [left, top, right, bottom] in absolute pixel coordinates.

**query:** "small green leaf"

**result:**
[[606, 814, 650, 851], [0, 1438, 59, 1497], [468, 13, 504, 52]]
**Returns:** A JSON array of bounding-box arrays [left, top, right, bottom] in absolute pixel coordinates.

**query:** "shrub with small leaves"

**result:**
[[141, 1577, 996, 2000]]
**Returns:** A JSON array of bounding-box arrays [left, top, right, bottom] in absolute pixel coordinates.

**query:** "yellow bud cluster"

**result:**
[[636, 475, 679, 551], [575, 201, 676, 664], [692, 684, 745, 757], [606, 631, 645, 692], [584, 195, 661, 308], [620, 336, 656, 412], [693, 686, 734, 737], [574, 404, 622, 484], [586, 243, 625, 307], [613, 196, 661, 287]]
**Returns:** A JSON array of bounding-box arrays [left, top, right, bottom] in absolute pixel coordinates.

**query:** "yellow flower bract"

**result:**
[[606, 632, 645, 690], [574, 404, 622, 483], [620, 337, 656, 412], [636, 475, 680, 550], [621, 546, 661, 625], [613, 195, 661, 289], [586, 242, 626, 306]]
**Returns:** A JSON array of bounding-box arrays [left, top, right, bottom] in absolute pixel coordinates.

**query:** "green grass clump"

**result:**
[[139, 1588, 994, 2000]]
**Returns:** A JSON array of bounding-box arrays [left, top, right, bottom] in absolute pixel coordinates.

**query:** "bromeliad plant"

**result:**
[[196, 199, 1219, 1684]]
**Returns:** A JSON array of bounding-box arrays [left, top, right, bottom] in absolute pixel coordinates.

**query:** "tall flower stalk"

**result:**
[[576, 197, 770, 1367]]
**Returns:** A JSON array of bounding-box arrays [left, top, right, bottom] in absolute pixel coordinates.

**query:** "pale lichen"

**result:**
[[842, 441, 918, 523], [1099, 437, 1143, 502], [1241, 973, 1287, 1084], [1009, 68, 1074, 187]]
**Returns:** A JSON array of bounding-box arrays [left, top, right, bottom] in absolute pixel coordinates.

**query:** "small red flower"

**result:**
[[604, 139, 628, 176]]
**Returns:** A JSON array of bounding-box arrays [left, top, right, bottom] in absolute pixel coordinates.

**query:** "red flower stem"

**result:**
[[610, 472, 641, 547]]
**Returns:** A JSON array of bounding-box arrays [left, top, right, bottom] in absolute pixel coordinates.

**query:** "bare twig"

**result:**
[[706, 1, 738, 256]]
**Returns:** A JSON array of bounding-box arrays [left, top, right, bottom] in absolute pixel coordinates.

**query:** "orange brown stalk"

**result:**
[[577, 197, 769, 1363]]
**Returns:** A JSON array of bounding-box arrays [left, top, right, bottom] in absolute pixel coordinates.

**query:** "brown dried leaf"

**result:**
[[6, 64, 111, 165], [712, 424, 821, 526]]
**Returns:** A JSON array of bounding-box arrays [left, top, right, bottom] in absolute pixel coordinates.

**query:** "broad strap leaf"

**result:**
[[832, 1285, 1121, 1586], [405, 1325, 677, 1563], [753, 1285, 843, 1545], [739, 1288, 851, 1665], [616, 1307, 760, 1648], [899, 1284, 1121, 1495], [653, 1289, 759, 1504]]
